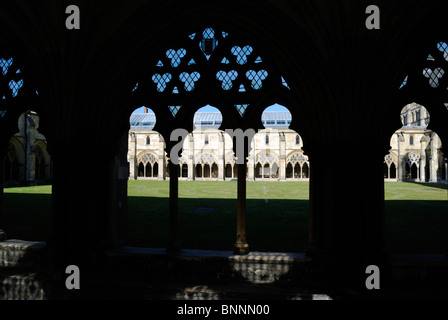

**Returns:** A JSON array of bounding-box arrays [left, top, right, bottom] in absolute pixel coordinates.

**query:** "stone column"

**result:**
[[247, 137, 255, 181], [129, 132, 137, 180], [0, 153, 6, 241], [430, 137, 438, 183], [420, 135, 429, 182], [218, 132, 224, 180], [445, 161, 448, 183], [397, 133, 404, 181], [234, 160, 249, 255], [167, 160, 180, 253], [188, 133, 195, 181], [420, 155, 426, 182], [279, 132, 286, 181], [158, 134, 165, 180], [24, 113, 35, 183]]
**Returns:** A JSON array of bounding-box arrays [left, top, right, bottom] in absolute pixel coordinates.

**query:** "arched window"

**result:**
[[146, 136, 151, 145], [296, 135, 300, 145], [410, 135, 414, 145], [128, 26, 294, 252], [265, 135, 269, 145]]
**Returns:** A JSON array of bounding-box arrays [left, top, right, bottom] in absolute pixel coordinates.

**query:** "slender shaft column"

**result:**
[[234, 161, 249, 255], [167, 161, 180, 253], [445, 161, 448, 183], [0, 155, 6, 241]]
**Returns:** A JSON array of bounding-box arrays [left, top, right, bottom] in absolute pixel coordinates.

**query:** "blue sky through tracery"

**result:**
[[133, 103, 288, 114]]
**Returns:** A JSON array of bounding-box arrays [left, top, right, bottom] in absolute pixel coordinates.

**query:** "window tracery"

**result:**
[[0, 57, 24, 99], [195, 152, 216, 165], [139, 153, 158, 165], [135, 27, 290, 119]]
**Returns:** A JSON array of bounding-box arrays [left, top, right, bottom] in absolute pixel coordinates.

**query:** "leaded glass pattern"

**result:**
[[140, 27, 290, 104], [199, 28, 218, 59], [180, 72, 200, 91], [216, 70, 238, 90], [246, 70, 268, 90], [423, 68, 444, 88], [235, 104, 249, 117], [166, 48, 186, 68], [0, 58, 13, 75], [9, 79, 23, 97], [231, 46, 253, 65], [399, 75, 408, 89], [437, 42, 448, 61], [1, 57, 24, 98], [281, 76, 290, 90], [168, 106, 181, 117], [152, 73, 172, 92]]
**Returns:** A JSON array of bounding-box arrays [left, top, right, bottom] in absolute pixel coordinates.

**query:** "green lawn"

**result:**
[[2, 181, 447, 254], [127, 180, 310, 252]]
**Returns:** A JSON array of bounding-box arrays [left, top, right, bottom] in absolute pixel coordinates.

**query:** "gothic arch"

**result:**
[[255, 150, 279, 165], [136, 151, 160, 178], [195, 152, 218, 165], [286, 151, 310, 179], [130, 25, 295, 143], [137, 151, 159, 165]]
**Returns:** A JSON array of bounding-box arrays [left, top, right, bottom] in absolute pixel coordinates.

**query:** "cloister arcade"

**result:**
[[0, 1, 447, 299]]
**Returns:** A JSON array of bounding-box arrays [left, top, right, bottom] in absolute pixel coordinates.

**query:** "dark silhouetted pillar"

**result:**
[[234, 161, 249, 255], [167, 160, 181, 253]]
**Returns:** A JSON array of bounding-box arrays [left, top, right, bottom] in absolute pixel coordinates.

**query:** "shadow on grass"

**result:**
[[407, 182, 448, 192], [2, 193, 448, 254], [126, 197, 310, 253]]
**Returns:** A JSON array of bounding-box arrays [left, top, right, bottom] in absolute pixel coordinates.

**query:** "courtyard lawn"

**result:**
[[126, 180, 310, 252], [2, 181, 447, 253]]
